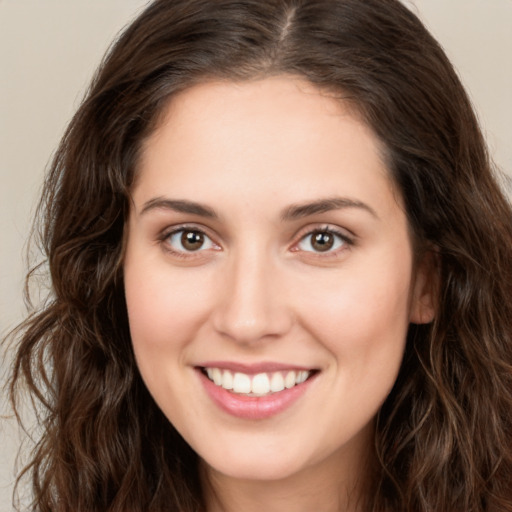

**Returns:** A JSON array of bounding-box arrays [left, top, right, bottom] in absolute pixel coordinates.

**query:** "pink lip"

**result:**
[[196, 367, 317, 420], [196, 360, 314, 375]]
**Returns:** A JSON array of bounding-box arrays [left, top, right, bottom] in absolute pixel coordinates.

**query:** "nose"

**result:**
[[211, 248, 293, 345]]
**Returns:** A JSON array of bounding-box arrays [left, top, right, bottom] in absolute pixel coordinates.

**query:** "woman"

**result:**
[[7, 0, 512, 510]]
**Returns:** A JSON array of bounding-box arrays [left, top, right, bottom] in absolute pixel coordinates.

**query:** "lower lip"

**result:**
[[197, 370, 316, 420]]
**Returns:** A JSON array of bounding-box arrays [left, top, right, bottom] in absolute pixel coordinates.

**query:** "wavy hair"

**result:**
[[6, 0, 512, 510]]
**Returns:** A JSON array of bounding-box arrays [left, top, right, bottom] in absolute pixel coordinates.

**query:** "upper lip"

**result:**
[[196, 361, 317, 374]]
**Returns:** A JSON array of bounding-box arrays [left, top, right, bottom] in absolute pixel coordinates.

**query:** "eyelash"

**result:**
[[158, 224, 354, 259], [293, 226, 354, 257], [158, 224, 220, 259]]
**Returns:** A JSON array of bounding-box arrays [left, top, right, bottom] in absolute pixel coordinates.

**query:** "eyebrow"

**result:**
[[280, 197, 378, 221], [140, 197, 218, 218], [139, 195, 378, 220]]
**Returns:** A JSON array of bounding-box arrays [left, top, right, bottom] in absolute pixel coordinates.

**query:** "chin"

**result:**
[[208, 459, 302, 482], [199, 443, 308, 482]]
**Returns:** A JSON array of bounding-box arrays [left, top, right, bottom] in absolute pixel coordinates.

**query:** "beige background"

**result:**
[[1, 1, 511, 510]]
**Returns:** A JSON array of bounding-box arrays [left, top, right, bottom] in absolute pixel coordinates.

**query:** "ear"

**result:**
[[409, 250, 439, 325]]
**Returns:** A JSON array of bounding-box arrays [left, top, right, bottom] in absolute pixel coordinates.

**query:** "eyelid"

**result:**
[[158, 223, 221, 256], [290, 224, 355, 255], [157, 222, 354, 259]]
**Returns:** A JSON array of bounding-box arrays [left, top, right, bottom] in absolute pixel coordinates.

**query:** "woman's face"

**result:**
[[124, 77, 434, 486]]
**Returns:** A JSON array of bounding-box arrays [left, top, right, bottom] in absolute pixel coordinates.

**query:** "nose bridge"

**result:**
[[212, 242, 291, 344]]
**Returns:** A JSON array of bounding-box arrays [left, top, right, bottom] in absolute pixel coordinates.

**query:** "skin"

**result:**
[[124, 76, 435, 512]]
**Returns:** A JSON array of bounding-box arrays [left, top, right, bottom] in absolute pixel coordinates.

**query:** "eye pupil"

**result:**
[[311, 231, 334, 252], [181, 231, 204, 251]]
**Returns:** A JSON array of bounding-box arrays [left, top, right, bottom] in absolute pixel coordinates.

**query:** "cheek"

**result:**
[[123, 253, 214, 372], [123, 257, 216, 423], [296, 264, 412, 433], [296, 256, 413, 365]]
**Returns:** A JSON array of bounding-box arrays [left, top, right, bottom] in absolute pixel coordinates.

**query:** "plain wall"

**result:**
[[1, 1, 511, 510]]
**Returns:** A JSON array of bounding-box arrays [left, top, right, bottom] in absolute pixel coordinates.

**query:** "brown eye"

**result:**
[[165, 228, 216, 254], [296, 229, 347, 254], [311, 231, 335, 252], [181, 230, 204, 251]]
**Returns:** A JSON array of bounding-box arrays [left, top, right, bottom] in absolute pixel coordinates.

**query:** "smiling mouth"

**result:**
[[200, 367, 318, 397]]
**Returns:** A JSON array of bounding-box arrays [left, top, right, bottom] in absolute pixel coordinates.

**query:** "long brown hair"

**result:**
[[6, 0, 512, 510]]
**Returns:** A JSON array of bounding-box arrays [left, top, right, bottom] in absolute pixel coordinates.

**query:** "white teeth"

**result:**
[[284, 371, 296, 389], [212, 368, 223, 386], [233, 372, 251, 394], [251, 373, 270, 395], [270, 372, 285, 392], [221, 370, 233, 390], [297, 370, 309, 384], [204, 367, 312, 395]]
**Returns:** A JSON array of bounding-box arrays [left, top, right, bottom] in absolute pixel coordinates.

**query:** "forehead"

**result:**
[[145, 77, 368, 155], [134, 76, 401, 219]]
